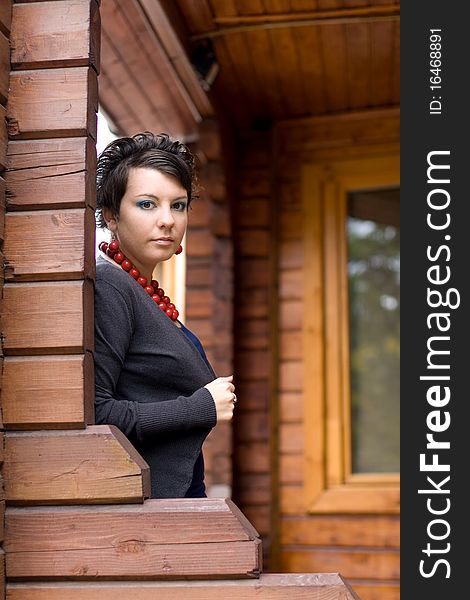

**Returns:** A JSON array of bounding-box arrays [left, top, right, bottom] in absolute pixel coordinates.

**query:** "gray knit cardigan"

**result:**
[[94, 256, 218, 498]]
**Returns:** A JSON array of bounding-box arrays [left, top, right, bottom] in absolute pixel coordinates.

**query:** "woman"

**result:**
[[94, 132, 235, 499]]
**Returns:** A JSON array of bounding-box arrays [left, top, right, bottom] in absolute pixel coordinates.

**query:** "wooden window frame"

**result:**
[[302, 152, 400, 514]]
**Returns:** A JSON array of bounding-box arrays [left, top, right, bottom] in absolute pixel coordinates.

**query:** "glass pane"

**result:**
[[348, 188, 400, 473]]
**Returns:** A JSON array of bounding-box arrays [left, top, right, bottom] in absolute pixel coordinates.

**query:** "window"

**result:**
[[302, 153, 400, 513], [348, 189, 400, 474]]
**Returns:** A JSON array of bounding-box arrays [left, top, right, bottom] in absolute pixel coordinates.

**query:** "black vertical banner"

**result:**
[[401, 3, 469, 598]]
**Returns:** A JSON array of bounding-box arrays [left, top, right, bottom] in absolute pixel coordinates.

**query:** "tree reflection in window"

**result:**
[[348, 188, 400, 474]]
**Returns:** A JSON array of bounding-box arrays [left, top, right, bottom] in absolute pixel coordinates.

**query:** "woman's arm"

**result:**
[[94, 278, 217, 440]]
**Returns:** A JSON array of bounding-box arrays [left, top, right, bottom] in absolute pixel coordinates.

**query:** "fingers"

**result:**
[[217, 375, 235, 393]]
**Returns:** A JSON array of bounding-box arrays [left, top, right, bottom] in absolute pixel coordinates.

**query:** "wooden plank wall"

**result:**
[[0, 2, 12, 596], [186, 119, 234, 496]]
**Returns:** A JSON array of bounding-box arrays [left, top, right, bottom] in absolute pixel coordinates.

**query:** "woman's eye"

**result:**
[[137, 200, 154, 209], [173, 201, 187, 211]]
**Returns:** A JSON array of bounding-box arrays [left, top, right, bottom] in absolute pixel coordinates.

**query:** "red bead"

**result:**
[[156, 288, 164, 297], [165, 308, 173, 317], [144, 286, 154, 295], [162, 296, 170, 304], [109, 240, 119, 252], [113, 252, 124, 264], [167, 303, 175, 310], [106, 247, 116, 257], [121, 260, 132, 271], [137, 276, 147, 287], [173, 309, 179, 319], [129, 268, 140, 279], [151, 294, 161, 303], [151, 280, 159, 289], [99, 241, 108, 252], [158, 302, 167, 310]]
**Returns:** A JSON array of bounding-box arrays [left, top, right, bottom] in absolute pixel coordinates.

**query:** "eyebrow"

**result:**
[[135, 194, 188, 201]]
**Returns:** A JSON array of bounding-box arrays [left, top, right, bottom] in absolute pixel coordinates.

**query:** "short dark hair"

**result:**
[[96, 132, 196, 229]]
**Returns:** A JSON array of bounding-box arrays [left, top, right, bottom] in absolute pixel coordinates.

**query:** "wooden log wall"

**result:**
[[232, 109, 400, 600], [275, 111, 400, 600], [231, 132, 274, 570], [0, 2, 12, 596], [186, 118, 234, 496]]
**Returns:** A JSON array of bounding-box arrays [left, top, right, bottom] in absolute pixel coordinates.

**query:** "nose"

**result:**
[[157, 204, 175, 229]]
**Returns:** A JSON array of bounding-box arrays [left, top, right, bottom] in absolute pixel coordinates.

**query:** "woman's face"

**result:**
[[105, 167, 188, 278]]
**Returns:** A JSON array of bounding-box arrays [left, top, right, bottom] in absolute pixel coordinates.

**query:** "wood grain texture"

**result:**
[[0, 0, 11, 37], [0, 105, 6, 169], [0, 176, 5, 242], [3, 208, 96, 281], [0, 31, 8, 105], [1, 280, 93, 355], [11, 0, 100, 71], [2, 354, 94, 429], [3, 425, 150, 504], [281, 547, 399, 581], [0, 500, 4, 543], [5, 498, 261, 580], [5, 573, 361, 599], [7, 67, 98, 139], [6, 137, 96, 210], [0, 549, 4, 600], [348, 581, 399, 600], [281, 515, 400, 547], [5, 498, 259, 549]]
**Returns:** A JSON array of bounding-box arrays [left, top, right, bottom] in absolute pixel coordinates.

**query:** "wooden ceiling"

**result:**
[[99, 0, 400, 137]]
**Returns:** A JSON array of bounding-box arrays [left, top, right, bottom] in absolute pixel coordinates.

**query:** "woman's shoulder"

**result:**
[[97, 256, 134, 287], [95, 256, 139, 308]]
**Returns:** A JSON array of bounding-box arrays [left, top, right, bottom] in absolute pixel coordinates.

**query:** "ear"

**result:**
[[102, 208, 118, 234]]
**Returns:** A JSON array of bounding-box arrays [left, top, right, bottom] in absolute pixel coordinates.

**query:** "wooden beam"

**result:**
[[136, 0, 212, 118], [1, 354, 94, 430], [5, 498, 259, 548], [3, 208, 96, 281], [0, 279, 94, 355], [6, 574, 361, 599], [5, 498, 261, 580], [192, 5, 400, 39], [3, 425, 150, 504], [11, 0, 100, 72], [7, 67, 98, 139], [6, 137, 96, 210]]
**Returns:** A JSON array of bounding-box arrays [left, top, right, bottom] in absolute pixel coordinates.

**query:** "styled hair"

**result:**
[[96, 132, 196, 229]]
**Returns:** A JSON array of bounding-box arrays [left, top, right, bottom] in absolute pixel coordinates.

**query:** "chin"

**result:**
[[153, 249, 175, 263]]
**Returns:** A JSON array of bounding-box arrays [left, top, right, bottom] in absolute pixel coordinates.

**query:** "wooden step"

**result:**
[[3, 425, 150, 504], [5, 498, 262, 580], [5, 574, 360, 599]]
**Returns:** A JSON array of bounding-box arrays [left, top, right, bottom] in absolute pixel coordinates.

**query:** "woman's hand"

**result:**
[[204, 375, 236, 421]]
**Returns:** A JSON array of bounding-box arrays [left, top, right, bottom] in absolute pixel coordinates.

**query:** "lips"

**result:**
[[154, 237, 174, 242]]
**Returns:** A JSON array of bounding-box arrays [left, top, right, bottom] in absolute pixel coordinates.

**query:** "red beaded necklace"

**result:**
[[98, 240, 180, 322]]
